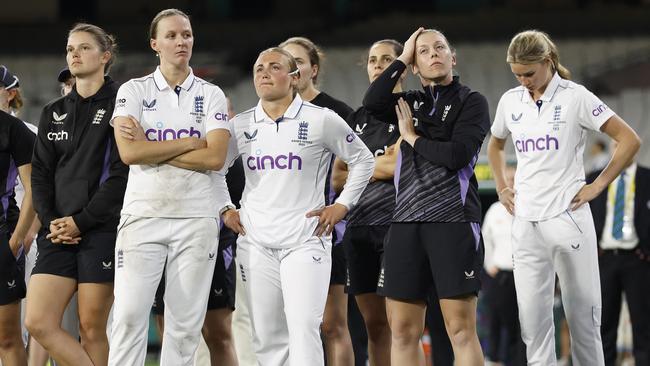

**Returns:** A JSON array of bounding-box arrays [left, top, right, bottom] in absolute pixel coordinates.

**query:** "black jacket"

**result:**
[[587, 165, 650, 252], [32, 77, 128, 234], [363, 60, 490, 223]]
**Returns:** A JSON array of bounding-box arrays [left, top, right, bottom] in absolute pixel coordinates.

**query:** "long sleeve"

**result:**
[[362, 60, 408, 123], [72, 132, 128, 233], [412, 93, 490, 170], [215, 128, 241, 211], [31, 107, 60, 228], [321, 111, 374, 209]]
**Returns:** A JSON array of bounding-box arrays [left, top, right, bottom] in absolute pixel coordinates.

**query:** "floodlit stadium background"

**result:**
[[2, 0, 649, 358]]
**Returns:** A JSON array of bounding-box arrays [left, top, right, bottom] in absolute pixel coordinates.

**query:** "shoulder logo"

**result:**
[[413, 100, 424, 111], [92, 109, 106, 125], [102, 261, 112, 270], [7, 280, 16, 289], [312, 256, 322, 263], [441, 105, 452, 122], [464, 270, 475, 279], [511, 113, 523, 122], [355, 123, 367, 135], [52, 111, 67, 122], [143, 99, 157, 109], [244, 129, 258, 140], [214, 288, 223, 296]]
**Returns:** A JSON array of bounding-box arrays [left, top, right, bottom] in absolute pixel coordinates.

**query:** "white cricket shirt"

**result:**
[[221, 95, 374, 248], [111, 67, 229, 218], [492, 73, 615, 221]]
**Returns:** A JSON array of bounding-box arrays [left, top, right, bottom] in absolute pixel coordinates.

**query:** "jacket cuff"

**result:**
[[72, 210, 95, 234]]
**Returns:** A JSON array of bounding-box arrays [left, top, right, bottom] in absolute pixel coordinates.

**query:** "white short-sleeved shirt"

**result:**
[[491, 73, 614, 221], [222, 95, 374, 248], [111, 67, 229, 218]]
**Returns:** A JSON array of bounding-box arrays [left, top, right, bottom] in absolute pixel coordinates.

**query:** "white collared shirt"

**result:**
[[482, 201, 514, 270], [111, 67, 229, 218], [492, 73, 615, 221], [220, 95, 374, 248], [600, 164, 639, 249]]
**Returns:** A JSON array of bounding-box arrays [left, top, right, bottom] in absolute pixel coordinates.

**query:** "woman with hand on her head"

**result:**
[[487, 30, 640, 366], [363, 27, 490, 366], [217, 47, 374, 366], [25, 23, 127, 366]]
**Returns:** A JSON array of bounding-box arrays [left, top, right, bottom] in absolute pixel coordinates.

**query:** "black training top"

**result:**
[[363, 60, 489, 223], [32, 77, 128, 234], [0, 110, 35, 230], [346, 107, 400, 226]]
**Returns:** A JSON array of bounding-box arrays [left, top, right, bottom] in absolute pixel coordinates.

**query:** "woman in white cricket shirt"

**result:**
[[218, 47, 374, 366], [488, 30, 641, 366], [108, 9, 230, 366]]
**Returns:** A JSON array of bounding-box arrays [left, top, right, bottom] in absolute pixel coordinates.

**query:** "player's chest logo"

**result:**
[[547, 104, 566, 131], [243, 128, 258, 144], [355, 123, 367, 135], [92, 109, 106, 125], [511, 112, 523, 123], [441, 105, 452, 122], [291, 121, 313, 146], [143, 99, 157, 111], [190, 95, 206, 124]]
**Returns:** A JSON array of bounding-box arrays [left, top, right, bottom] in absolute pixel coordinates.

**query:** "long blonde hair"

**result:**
[[506, 30, 571, 80]]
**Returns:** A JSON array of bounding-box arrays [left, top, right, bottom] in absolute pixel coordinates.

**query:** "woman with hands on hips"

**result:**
[[217, 47, 374, 366], [487, 30, 640, 366]]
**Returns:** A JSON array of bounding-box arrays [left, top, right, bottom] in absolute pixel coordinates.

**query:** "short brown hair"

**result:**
[[69, 23, 118, 73]]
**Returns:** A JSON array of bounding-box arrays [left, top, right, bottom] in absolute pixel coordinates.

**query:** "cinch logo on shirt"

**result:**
[[246, 152, 303, 170], [145, 122, 202, 141], [515, 134, 559, 153], [47, 130, 69, 141], [592, 104, 609, 117]]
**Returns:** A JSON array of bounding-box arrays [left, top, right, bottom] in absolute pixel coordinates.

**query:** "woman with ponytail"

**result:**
[[488, 30, 640, 366]]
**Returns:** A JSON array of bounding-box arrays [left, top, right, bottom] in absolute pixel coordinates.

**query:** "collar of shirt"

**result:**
[[253, 94, 304, 124], [152, 66, 196, 92], [521, 72, 562, 104]]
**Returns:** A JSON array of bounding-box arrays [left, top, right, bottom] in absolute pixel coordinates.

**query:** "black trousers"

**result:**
[[486, 270, 526, 365], [599, 249, 650, 366]]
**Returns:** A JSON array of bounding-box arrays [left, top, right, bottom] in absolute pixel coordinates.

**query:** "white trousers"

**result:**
[[232, 256, 258, 366], [238, 236, 332, 366], [512, 204, 604, 366], [108, 216, 219, 366]]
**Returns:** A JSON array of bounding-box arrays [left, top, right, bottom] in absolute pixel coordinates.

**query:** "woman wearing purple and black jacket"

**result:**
[[363, 28, 490, 366]]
